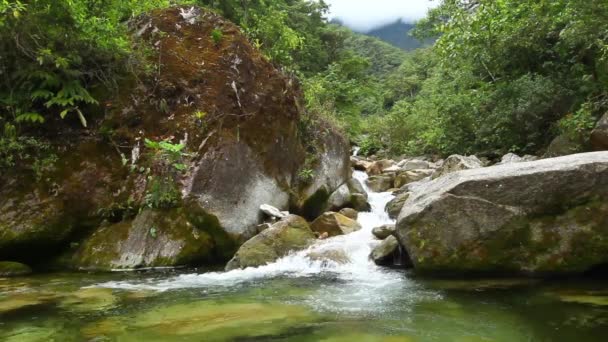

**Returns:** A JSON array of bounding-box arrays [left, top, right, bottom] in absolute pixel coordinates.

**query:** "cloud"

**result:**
[[323, 0, 439, 32]]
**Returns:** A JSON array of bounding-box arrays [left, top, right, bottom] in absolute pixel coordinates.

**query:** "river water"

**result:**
[[2, 172, 608, 341]]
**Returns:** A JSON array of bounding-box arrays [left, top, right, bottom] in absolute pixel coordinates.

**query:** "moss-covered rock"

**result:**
[[69, 208, 216, 270], [225, 215, 315, 270], [396, 152, 608, 276], [365, 175, 393, 192], [0, 261, 32, 277], [310, 212, 361, 237]]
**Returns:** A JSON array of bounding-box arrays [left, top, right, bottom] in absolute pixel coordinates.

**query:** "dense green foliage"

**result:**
[[1, 0, 607, 164], [364, 0, 608, 157]]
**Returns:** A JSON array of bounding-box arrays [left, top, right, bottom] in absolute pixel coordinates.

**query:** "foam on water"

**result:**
[[94, 171, 438, 313]]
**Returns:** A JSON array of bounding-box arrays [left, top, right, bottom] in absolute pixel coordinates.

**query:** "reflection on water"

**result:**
[[2, 171, 608, 340]]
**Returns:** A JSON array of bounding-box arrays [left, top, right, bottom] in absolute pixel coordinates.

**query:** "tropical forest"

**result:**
[[1, 0, 608, 340]]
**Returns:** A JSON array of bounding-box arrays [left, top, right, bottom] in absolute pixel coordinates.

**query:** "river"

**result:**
[[1, 172, 608, 341]]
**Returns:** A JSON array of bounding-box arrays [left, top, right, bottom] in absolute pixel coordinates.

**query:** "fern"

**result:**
[[15, 112, 45, 124]]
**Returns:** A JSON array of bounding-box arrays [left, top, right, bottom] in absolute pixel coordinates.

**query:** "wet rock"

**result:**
[[432, 155, 484, 179], [71, 208, 219, 271], [351, 157, 372, 171], [325, 183, 351, 212], [591, 113, 608, 151], [394, 169, 433, 188], [339, 208, 358, 220], [366, 160, 395, 176], [385, 192, 410, 219], [0, 261, 32, 277], [350, 193, 371, 212], [260, 204, 287, 219], [372, 225, 396, 240], [370, 236, 400, 266], [225, 215, 315, 270], [365, 175, 393, 192], [397, 152, 608, 276], [307, 249, 350, 265], [310, 212, 362, 237]]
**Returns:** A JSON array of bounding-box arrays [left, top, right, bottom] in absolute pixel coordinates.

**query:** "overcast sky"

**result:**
[[324, 0, 439, 32]]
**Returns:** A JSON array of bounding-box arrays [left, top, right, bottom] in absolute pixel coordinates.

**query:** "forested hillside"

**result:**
[[366, 21, 425, 51], [2, 0, 608, 169]]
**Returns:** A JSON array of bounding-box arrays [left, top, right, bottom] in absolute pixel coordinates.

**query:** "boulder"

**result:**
[[351, 193, 371, 212], [225, 215, 315, 270], [69, 208, 225, 271], [366, 160, 395, 176], [396, 152, 608, 276], [431, 155, 484, 179], [370, 236, 400, 266], [394, 169, 434, 188], [260, 204, 287, 219], [399, 159, 432, 171], [325, 183, 351, 212], [0, 261, 32, 277], [372, 224, 396, 240], [544, 135, 584, 158], [339, 208, 358, 220], [351, 157, 372, 171], [310, 212, 362, 237], [386, 192, 410, 219], [0, 6, 352, 268], [591, 113, 608, 150], [365, 175, 394, 192]]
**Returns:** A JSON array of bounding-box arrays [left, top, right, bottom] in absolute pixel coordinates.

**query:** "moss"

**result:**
[[0, 261, 32, 277]]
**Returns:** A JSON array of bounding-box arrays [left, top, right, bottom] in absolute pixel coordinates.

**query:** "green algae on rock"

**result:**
[[0, 261, 32, 277], [70, 208, 216, 271], [225, 215, 316, 270]]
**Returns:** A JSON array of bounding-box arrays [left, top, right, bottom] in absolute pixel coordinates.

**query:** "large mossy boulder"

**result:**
[[0, 6, 352, 268], [68, 208, 222, 271], [396, 152, 608, 276], [225, 215, 315, 270], [0, 261, 32, 277]]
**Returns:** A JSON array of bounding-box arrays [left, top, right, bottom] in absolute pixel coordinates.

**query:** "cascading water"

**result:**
[[95, 170, 437, 314]]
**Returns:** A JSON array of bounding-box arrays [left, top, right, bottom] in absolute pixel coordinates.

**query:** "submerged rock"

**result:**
[[431, 155, 484, 179], [397, 152, 608, 276], [310, 212, 362, 237], [225, 215, 315, 270], [0, 261, 32, 277], [307, 249, 351, 265]]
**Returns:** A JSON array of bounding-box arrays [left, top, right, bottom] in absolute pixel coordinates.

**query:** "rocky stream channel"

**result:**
[[2, 154, 608, 341]]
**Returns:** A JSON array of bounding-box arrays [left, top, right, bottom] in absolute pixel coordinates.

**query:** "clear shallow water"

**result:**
[[2, 172, 608, 341]]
